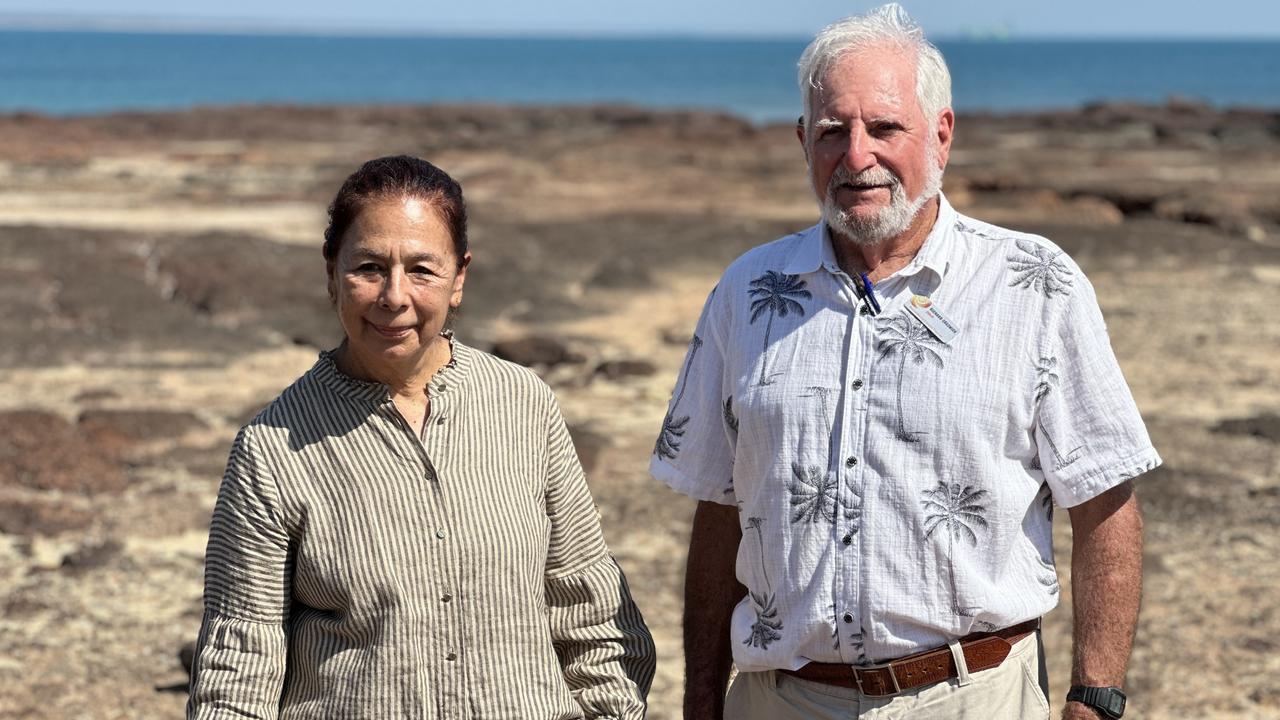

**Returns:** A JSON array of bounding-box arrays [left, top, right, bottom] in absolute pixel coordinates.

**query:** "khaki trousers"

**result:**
[[724, 634, 1049, 720]]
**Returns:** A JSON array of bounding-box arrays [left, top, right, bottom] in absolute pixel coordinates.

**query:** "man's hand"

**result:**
[[1063, 481, 1143, 719], [683, 500, 745, 720]]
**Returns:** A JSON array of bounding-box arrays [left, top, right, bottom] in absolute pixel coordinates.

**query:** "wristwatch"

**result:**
[[1067, 685, 1127, 719]]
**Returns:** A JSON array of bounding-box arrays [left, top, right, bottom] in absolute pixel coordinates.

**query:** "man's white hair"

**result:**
[[797, 3, 952, 132]]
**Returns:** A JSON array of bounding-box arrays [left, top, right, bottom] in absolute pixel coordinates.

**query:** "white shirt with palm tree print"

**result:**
[[649, 193, 1161, 672]]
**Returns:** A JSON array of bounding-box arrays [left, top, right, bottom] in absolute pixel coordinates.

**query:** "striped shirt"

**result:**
[[188, 341, 655, 719]]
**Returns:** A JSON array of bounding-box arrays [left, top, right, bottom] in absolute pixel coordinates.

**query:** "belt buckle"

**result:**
[[851, 661, 902, 697]]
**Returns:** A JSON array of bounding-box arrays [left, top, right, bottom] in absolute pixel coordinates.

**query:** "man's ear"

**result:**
[[796, 115, 809, 163], [934, 108, 955, 169]]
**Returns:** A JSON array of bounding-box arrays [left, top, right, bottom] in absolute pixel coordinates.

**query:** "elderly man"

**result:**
[[649, 4, 1158, 720]]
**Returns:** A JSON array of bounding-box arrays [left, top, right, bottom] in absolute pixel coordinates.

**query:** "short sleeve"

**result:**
[[1035, 273, 1161, 508], [648, 284, 738, 504]]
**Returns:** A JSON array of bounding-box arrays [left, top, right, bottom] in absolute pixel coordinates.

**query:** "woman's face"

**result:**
[[328, 195, 468, 372]]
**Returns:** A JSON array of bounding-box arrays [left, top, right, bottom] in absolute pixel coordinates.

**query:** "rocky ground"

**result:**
[[0, 100, 1278, 719]]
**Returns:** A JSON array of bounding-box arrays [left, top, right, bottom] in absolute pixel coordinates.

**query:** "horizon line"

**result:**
[[1, 13, 1277, 42]]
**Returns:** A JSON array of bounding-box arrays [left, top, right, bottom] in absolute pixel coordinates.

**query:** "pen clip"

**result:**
[[859, 272, 882, 316]]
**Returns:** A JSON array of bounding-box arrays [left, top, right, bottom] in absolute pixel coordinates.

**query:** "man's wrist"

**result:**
[[1063, 700, 1101, 719], [1066, 685, 1126, 719]]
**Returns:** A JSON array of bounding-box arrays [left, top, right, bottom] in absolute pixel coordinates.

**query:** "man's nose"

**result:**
[[841, 127, 877, 175], [379, 269, 408, 310]]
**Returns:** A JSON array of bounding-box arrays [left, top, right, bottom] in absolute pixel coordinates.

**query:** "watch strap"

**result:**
[[1067, 685, 1126, 719]]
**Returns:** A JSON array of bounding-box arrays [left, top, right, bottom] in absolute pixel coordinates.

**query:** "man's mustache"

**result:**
[[827, 165, 901, 195]]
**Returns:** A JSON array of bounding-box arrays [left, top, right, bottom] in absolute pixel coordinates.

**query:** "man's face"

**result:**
[[800, 46, 953, 246]]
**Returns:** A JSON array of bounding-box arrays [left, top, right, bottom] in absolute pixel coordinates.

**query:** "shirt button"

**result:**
[[842, 534, 853, 546], [843, 613, 854, 624], [435, 529, 447, 539], [441, 591, 453, 603], [845, 456, 858, 468], [436, 416, 446, 425], [436, 382, 447, 392], [851, 379, 864, 390], [446, 651, 458, 661]]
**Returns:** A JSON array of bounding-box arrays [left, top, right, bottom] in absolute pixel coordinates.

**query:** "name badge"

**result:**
[[906, 295, 959, 344]]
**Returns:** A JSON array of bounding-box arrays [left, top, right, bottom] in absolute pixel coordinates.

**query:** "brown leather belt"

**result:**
[[779, 619, 1041, 697]]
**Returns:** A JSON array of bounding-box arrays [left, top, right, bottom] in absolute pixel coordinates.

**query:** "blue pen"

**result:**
[[859, 272, 882, 316]]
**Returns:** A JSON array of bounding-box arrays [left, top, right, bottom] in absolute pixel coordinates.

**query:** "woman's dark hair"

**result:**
[[323, 155, 468, 266]]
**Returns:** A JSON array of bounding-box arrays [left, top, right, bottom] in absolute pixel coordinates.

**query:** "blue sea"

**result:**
[[2, 31, 1279, 122]]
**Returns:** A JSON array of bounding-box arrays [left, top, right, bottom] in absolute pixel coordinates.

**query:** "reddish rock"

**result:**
[[490, 336, 584, 368], [0, 410, 130, 494]]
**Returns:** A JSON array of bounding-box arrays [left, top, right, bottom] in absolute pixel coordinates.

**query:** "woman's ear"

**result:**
[[450, 251, 471, 308]]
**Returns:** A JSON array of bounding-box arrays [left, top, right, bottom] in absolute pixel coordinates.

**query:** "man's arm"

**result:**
[[683, 500, 746, 720], [1063, 481, 1143, 719]]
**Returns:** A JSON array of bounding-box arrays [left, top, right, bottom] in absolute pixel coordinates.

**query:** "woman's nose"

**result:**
[[379, 270, 407, 310]]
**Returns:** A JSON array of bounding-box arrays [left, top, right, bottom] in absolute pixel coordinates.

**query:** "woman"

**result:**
[[187, 156, 655, 719]]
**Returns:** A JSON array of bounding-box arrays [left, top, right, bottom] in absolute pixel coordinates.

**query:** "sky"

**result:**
[[0, 0, 1277, 38]]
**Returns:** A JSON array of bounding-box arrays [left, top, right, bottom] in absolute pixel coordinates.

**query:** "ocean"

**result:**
[[2, 30, 1279, 122]]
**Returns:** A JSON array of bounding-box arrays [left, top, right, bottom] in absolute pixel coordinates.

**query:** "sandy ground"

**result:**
[[0, 102, 1278, 719]]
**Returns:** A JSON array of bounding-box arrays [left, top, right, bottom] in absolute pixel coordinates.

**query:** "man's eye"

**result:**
[[411, 265, 437, 276], [356, 262, 382, 273]]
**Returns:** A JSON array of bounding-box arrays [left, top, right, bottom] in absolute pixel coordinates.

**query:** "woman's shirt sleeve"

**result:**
[[187, 426, 293, 720], [541, 397, 657, 720]]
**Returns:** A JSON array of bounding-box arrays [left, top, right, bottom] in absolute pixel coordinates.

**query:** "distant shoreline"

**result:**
[[2, 99, 1278, 126], [5, 33, 1278, 121]]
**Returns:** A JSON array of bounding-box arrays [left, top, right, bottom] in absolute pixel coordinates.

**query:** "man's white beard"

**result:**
[[819, 145, 943, 247]]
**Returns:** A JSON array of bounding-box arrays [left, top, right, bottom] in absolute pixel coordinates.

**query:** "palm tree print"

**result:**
[[955, 219, 1005, 242], [802, 386, 862, 534], [848, 632, 868, 664], [921, 481, 991, 617], [745, 516, 769, 587], [843, 484, 862, 527], [1039, 482, 1054, 524], [1008, 239, 1074, 298], [788, 462, 838, 524], [748, 271, 811, 385], [653, 335, 703, 460], [877, 312, 946, 442], [723, 396, 739, 433], [1034, 356, 1082, 470], [1037, 558, 1060, 596], [803, 385, 836, 458], [744, 591, 784, 649], [826, 605, 869, 662], [743, 517, 783, 649]]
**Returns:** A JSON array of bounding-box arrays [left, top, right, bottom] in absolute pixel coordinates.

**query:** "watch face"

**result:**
[[1107, 693, 1127, 716]]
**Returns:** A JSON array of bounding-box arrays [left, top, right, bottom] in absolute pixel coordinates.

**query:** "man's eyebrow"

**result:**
[[348, 249, 446, 264], [403, 252, 447, 264], [813, 117, 845, 129]]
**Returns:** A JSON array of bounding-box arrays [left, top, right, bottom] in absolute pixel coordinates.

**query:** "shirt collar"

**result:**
[[781, 192, 958, 285], [313, 336, 473, 405]]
